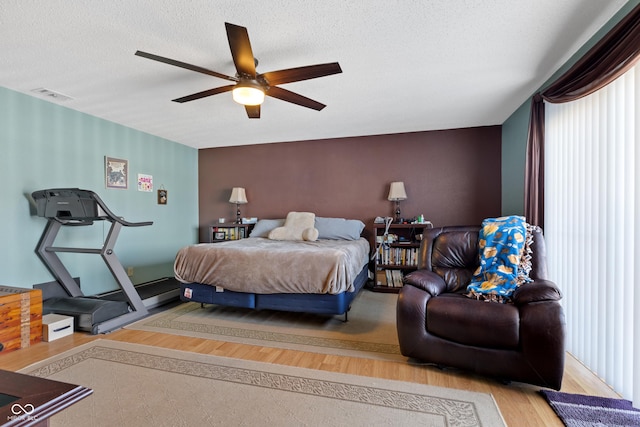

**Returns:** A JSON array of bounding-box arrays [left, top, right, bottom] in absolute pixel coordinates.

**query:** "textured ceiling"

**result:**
[[1, 0, 628, 149]]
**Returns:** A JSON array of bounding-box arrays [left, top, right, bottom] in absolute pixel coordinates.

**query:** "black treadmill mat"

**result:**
[[100, 277, 180, 302]]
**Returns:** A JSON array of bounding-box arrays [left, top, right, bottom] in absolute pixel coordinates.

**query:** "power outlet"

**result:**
[[127, 267, 134, 277]]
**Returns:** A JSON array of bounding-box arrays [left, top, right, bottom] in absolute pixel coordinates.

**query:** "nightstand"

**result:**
[[209, 224, 254, 243], [372, 222, 433, 293]]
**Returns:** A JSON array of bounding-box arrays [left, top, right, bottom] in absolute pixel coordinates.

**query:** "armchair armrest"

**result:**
[[512, 279, 562, 305], [403, 269, 447, 296]]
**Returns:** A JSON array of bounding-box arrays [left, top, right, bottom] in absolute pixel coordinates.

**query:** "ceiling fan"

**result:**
[[135, 22, 342, 119]]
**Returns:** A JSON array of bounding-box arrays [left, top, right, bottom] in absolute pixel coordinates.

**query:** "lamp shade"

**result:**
[[229, 187, 248, 204], [388, 182, 407, 201], [232, 83, 265, 106]]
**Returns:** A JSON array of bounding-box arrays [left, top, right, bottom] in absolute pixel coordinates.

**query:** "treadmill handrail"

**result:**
[[90, 191, 152, 227]]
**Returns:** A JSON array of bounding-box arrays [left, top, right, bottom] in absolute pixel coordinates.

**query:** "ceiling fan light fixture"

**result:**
[[136, 23, 342, 118], [232, 83, 265, 106]]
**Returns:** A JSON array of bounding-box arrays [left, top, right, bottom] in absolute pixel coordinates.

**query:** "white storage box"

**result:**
[[42, 314, 74, 342]]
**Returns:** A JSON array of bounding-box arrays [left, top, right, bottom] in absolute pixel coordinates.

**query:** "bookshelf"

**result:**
[[209, 224, 254, 243], [372, 221, 433, 293]]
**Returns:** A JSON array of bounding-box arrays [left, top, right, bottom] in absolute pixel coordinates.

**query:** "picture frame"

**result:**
[[105, 156, 128, 189], [137, 173, 153, 192], [157, 189, 168, 205], [214, 231, 226, 240]]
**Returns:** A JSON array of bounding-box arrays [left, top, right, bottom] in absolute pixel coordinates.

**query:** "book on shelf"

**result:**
[[211, 225, 249, 241], [376, 270, 387, 287], [380, 269, 405, 287], [393, 270, 405, 287], [376, 245, 418, 266]]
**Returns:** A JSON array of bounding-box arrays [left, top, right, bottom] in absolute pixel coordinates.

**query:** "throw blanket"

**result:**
[[467, 216, 528, 302], [174, 237, 370, 295]]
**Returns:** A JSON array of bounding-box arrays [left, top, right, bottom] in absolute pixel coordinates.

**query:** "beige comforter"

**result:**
[[174, 237, 370, 295]]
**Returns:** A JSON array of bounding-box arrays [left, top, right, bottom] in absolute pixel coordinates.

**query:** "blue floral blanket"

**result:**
[[467, 215, 530, 302]]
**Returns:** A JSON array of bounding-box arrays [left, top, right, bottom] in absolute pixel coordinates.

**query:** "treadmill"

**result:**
[[31, 188, 152, 334]]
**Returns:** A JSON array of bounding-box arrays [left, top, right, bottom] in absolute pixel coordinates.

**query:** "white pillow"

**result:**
[[268, 212, 318, 241]]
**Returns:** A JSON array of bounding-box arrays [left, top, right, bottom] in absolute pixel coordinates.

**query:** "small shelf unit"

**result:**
[[372, 222, 432, 293]]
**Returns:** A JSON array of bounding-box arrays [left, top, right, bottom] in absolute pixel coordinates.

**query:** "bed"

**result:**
[[174, 215, 370, 320]]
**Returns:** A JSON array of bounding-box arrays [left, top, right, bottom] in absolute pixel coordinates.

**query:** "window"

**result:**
[[545, 63, 639, 401]]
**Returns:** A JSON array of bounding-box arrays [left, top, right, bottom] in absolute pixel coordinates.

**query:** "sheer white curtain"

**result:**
[[545, 63, 639, 404]]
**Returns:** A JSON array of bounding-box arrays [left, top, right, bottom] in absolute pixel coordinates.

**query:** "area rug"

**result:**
[[19, 340, 505, 427], [540, 390, 640, 427], [126, 290, 404, 361]]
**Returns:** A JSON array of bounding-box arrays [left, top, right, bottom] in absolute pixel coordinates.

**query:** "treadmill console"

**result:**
[[32, 188, 105, 221]]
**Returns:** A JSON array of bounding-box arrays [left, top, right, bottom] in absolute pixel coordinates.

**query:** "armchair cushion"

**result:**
[[427, 294, 520, 349], [430, 229, 478, 292]]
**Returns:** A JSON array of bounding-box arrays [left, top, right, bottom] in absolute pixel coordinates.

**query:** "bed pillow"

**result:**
[[248, 219, 285, 238], [268, 212, 318, 241], [315, 217, 365, 240]]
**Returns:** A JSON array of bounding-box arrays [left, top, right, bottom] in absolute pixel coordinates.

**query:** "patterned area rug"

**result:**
[[126, 290, 403, 361], [20, 340, 505, 426], [540, 390, 640, 426]]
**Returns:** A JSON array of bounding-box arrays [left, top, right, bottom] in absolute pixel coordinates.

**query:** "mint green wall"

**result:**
[[0, 87, 198, 295], [501, 100, 530, 215], [501, 0, 639, 215]]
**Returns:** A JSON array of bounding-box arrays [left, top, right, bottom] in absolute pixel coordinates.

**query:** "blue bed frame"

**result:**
[[178, 265, 369, 322]]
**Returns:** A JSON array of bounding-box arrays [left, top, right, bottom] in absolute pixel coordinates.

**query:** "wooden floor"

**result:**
[[0, 319, 619, 426]]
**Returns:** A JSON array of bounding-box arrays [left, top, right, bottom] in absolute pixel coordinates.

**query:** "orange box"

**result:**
[[0, 286, 43, 353]]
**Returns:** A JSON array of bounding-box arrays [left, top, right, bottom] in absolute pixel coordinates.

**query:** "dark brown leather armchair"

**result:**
[[396, 226, 565, 390]]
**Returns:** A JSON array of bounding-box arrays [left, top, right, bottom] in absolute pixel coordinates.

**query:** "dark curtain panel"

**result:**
[[523, 4, 640, 227], [524, 94, 545, 228]]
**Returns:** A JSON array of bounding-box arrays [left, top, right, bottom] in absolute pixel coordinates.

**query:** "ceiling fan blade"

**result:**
[[266, 86, 326, 111], [172, 85, 235, 103], [261, 63, 342, 86], [245, 105, 260, 119], [135, 50, 237, 82], [225, 23, 257, 77]]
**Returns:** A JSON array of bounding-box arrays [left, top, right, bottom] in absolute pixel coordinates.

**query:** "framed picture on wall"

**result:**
[[157, 188, 168, 205], [105, 156, 128, 189]]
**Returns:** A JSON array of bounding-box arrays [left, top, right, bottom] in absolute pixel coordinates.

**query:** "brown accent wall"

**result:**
[[198, 126, 501, 242]]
